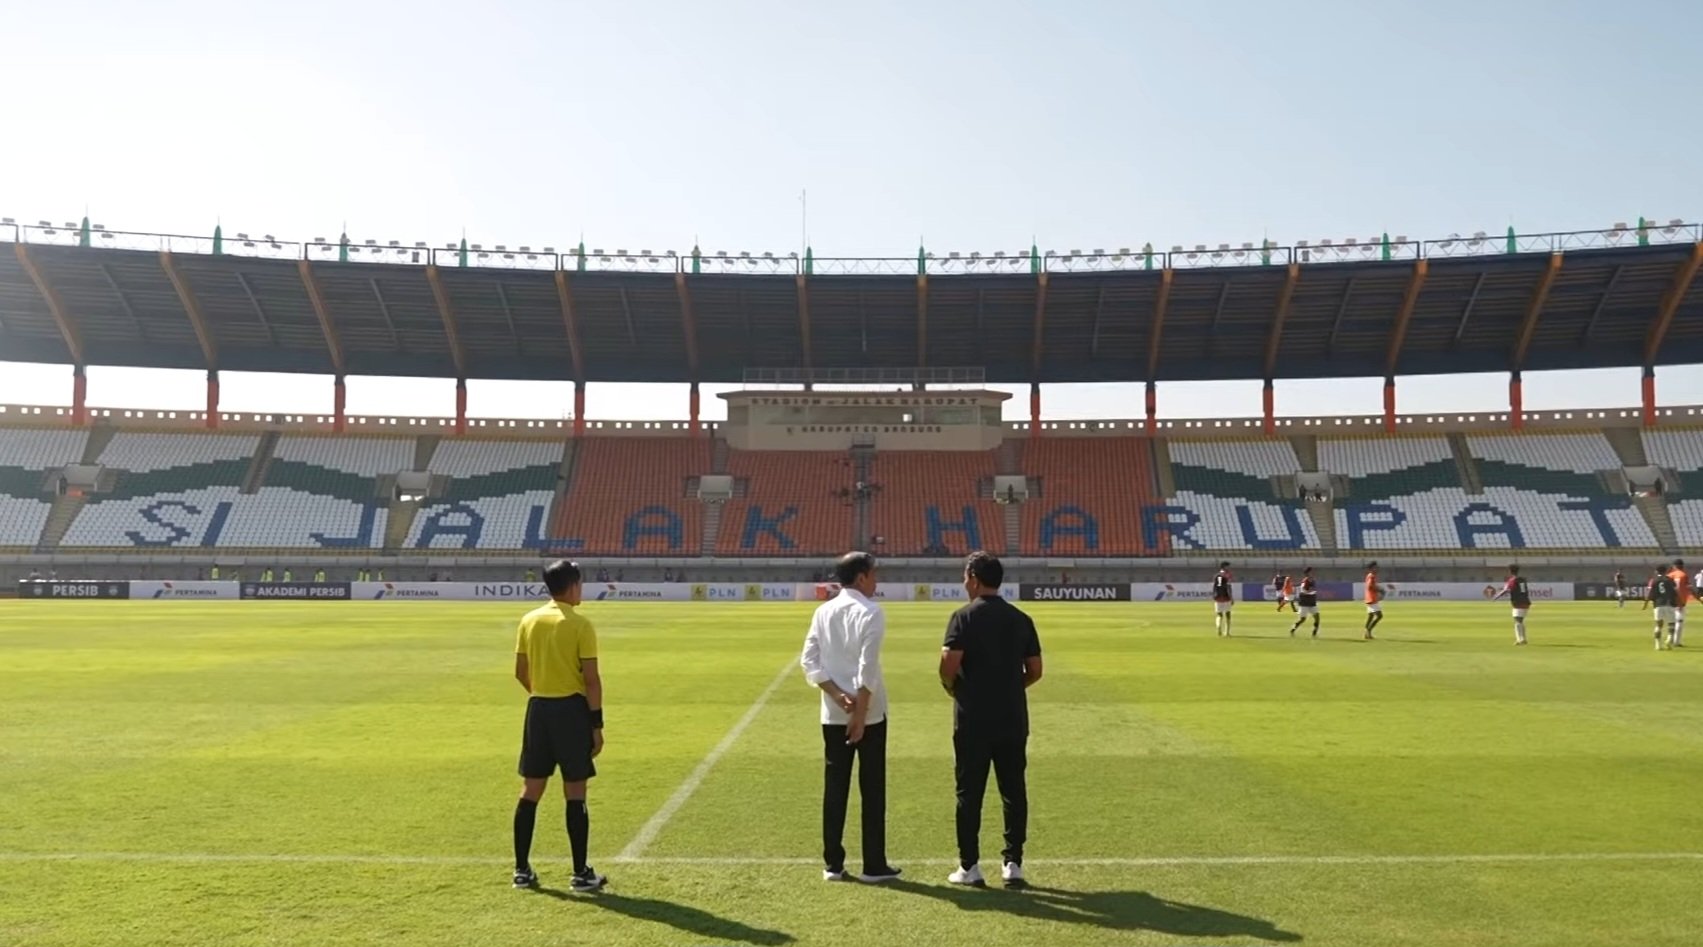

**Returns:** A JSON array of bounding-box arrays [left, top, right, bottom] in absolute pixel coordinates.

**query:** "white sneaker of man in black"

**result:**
[[1001, 861, 1027, 888], [948, 864, 986, 887]]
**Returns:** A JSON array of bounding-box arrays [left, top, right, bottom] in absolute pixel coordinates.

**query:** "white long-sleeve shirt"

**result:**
[[800, 588, 887, 726]]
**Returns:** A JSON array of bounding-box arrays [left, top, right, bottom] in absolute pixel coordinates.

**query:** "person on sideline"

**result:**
[[940, 551, 1043, 889], [510, 560, 606, 892], [800, 552, 900, 883]]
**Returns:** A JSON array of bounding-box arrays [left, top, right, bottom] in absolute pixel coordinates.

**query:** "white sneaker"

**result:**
[[823, 868, 847, 882], [948, 864, 986, 887], [1001, 862, 1026, 888]]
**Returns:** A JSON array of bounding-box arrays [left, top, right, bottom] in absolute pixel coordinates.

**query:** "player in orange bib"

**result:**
[[1278, 574, 1296, 613], [1363, 562, 1384, 640], [1667, 558, 1690, 647]]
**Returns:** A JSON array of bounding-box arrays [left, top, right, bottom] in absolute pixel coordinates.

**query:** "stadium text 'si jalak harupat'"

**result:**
[[1, 216, 1701, 582]]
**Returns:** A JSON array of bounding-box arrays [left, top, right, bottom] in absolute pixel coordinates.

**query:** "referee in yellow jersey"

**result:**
[[511, 560, 606, 892]]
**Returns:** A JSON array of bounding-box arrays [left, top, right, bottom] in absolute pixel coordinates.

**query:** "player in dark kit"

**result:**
[[1613, 570, 1628, 609], [1212, 562, 1235, 637], [1490, 564, 1531, 645], [1287, 567, 1320, 638], [1647, 564, 1680, 650]]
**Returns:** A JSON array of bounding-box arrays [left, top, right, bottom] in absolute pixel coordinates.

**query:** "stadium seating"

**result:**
[[61, 433, 257, 548], [409, 439, 561, 550], [1019, 438, 1160, 555], [0, 429, 88, 547], [718, 450, 853, 556], [1326, 434, 1650, 549], [559, 438, 709, 555], [1163, 439, 1318, 551], [867, 450, 1004, 556], [1643, 428, 1703, 545]]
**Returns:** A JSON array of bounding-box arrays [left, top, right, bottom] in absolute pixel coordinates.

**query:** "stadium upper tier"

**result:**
[[2, 218, 1700, 384], [4, 406, 1699, 557]]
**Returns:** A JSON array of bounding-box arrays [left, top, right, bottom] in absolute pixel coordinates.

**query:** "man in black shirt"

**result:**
[[939, 551, 1043, 889], [1490, 563, 1532, 646]]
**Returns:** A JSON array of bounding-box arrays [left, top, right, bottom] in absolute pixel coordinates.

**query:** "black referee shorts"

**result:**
[[517, 694, 597, 782]]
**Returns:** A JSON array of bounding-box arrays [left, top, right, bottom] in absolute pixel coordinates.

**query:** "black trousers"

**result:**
[[954, 728, 1027, 868], [821, 719, 887, 873]]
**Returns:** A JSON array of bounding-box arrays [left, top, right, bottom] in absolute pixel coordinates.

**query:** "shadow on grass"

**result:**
[[533, 887, 794, 945], [883, 880, 1300, 942]]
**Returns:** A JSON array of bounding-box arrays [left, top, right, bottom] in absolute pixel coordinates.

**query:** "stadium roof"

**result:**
[[2, 219, 1700, 385]]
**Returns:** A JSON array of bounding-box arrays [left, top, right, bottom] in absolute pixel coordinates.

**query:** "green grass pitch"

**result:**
[[2, 598, 1700, 946]]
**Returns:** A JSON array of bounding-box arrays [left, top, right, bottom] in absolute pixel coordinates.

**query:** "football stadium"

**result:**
[[3, 208, 1702, 947]]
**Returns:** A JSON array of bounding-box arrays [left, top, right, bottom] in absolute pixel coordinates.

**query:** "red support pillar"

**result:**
[[689, 382, 701, 436], [1642, 365, 1657, 428], [1261, 379, 1275, 437], [454, 378, 468, 436], [1029, 383, 1041, 439], [572, 381, 586, 438], [1382, 376, 1397, 434], [1509, 371, 1523, 430], [1144, 381, 1156, 436], [332, 375, 347, 433], [205, 370, 220, 430], [70, 364, 87, 426]]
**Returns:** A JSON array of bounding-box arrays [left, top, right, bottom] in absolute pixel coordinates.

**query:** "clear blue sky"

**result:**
[[2, 0, 1699, 420]]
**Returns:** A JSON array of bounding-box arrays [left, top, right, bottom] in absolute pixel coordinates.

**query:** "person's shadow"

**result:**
[[884, 880, 1300, 942], [532, 887, 794, 945]]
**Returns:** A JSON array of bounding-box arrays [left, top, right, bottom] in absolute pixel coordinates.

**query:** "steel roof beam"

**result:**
[[1326, 278, 1357, 353], [552, 271, 585, 383], [494, 281, 524, 356], [233, 272, 280, 349], [1643, 240, 1703, 366], [296, 260, 346, 377], [916, 274, 928, 368], [1146, 268, 1174, 381], [1089, 283, 1106, 359], [159, 251, 218, 370], [1030, 273, 1049, 378], [14, 244, 85, 365], [97, 263, 149, 343], [796, 274, 813, 375], [1578, 265, 1623, 343], [369, 278, 403, 351], [424, 264, 469, 378], [1263, 263, 1301, 379], [1452, 271, 1488, 347], [1382, 259, 1429, 378], [674, 273, 700, 379], [1511, 252, 1563, 369]]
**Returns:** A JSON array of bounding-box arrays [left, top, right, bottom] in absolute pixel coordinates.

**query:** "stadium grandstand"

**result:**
[[3, 215, 1702, 585]]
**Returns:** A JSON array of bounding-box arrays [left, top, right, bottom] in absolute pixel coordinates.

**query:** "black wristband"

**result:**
[[590, 709, 604, 729]]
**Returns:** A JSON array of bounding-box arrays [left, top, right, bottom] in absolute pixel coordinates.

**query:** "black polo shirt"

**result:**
[[943, 594, 1041, 737]]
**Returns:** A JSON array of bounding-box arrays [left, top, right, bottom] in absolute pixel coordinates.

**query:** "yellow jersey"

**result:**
[[514, 601, 598, 698]]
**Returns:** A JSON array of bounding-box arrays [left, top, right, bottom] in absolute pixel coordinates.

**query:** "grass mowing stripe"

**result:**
[[613, 658, 797, 861], [0, 851, 1696, 867]]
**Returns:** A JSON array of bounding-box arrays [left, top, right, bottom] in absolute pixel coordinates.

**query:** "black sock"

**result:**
[[567, 799, 589, 874], [513, 798, 538, 871]]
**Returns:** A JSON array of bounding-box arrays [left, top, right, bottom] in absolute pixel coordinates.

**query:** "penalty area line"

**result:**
[[0, 852, 1697, 869], [612, 657, 798, 863]]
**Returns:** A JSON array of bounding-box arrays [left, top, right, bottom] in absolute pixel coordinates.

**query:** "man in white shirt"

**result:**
[[800, 551, 900, 884]]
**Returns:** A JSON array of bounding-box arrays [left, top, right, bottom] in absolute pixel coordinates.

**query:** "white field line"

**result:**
[[613, 657, 798, 862], [0, 851, 1696, 869]]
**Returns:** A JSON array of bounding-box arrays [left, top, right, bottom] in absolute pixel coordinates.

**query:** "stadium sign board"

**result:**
[[130, 581, 239, 600], [239, 582, 352, 600], [1019, 584, 1132, 602], [16, 580, 131, 599]]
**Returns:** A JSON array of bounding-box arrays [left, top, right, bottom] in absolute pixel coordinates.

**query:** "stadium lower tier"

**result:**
[[5, 427, 1698, 554]]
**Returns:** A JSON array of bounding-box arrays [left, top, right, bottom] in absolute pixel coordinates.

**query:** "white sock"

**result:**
[[1514, 620, 1526, 642], [1215, 614, 1224, 635]]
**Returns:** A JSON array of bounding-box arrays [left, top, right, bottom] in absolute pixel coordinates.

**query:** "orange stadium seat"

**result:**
[[718, 450, 853, 556], [556, 438, 709, 555], [1019, 438, 1164, 556], [868, 450, 1005, 556]]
